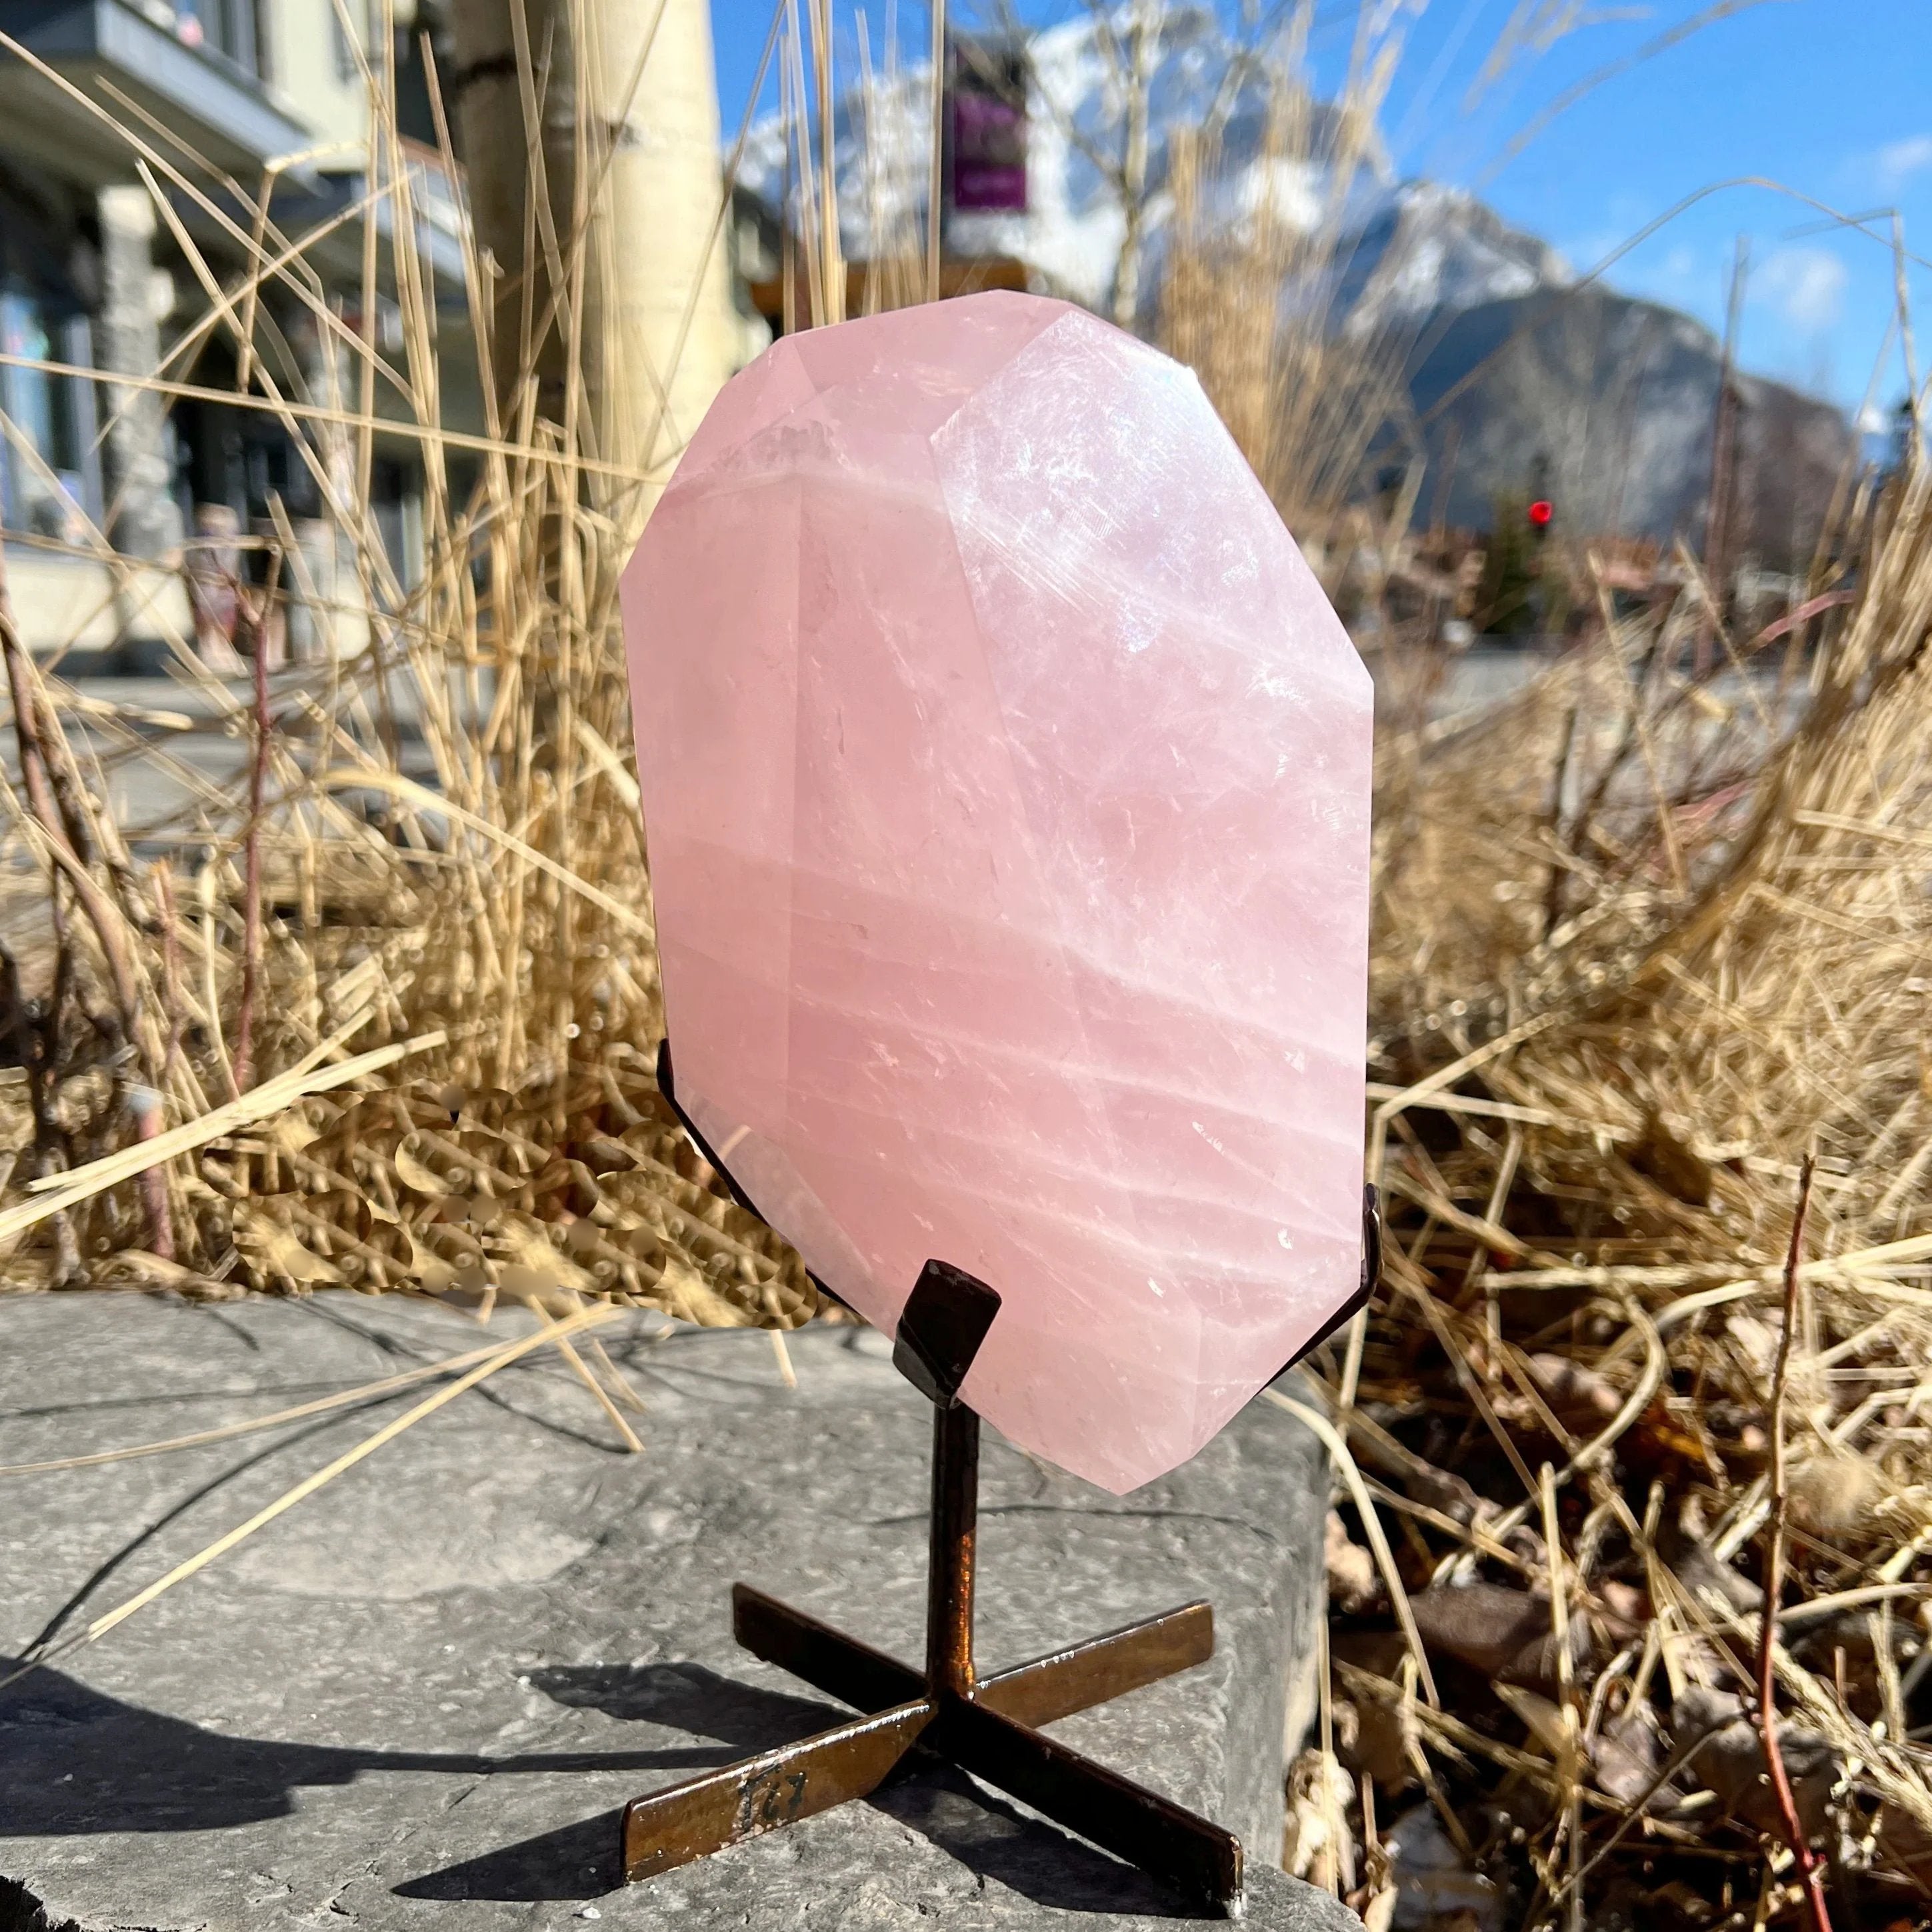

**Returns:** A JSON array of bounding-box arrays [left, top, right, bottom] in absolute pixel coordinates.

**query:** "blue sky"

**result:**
[[709, 0, 1932, 425]]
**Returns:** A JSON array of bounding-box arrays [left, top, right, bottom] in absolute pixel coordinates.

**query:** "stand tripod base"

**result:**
[[619, 1587, 1240, 1909], [612, 1251, 1245, 1913]]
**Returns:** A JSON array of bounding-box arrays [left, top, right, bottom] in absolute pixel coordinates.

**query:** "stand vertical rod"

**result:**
[[927, 1401, 979, 1697]]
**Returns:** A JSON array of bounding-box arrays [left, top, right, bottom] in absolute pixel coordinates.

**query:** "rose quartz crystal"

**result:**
[[621, 291, 1372, 1494]]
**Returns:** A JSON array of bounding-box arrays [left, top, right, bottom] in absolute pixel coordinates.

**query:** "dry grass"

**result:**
[[1155, 39, 1421, 539], [0, 21, 811, 1332], [1144, 45, 1932, 1909], [1285, 467, 1932, 1921]]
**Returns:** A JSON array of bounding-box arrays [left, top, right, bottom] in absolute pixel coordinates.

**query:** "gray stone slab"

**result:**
[[0, 1291, 1347, 1932]]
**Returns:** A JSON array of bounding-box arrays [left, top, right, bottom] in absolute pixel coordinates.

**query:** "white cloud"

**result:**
[[1559, 195, 1651, 275], [1659, 244, 1698, 285], [1757, 247, 1847, 333], [1876, 135, 1932, 191]]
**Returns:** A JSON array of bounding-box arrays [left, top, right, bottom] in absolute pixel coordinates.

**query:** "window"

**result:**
[[180, 0, 261, 76], [0, 289, 99, 543]]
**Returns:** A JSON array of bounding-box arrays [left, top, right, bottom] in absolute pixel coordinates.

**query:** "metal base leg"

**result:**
[[619, 1603, 1238, 1907], [937, 1693, 1243, 1909], [734, 1583, 1215, 1728], [619, 1698, 933, 1880]]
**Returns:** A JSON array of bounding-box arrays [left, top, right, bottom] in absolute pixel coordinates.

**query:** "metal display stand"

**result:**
[[618, 1256, 1243, 1910], [631, 1040, 1382, 1913]]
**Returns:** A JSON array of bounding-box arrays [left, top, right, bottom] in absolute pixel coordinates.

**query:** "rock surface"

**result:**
[[0, 1291, 1346, 1931]]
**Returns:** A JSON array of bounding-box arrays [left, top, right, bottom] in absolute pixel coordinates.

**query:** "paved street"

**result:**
[[7, 667, 443, 855]]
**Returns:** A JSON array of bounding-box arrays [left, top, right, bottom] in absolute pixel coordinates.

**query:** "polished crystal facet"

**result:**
[[621, 291, 1372, 1493]]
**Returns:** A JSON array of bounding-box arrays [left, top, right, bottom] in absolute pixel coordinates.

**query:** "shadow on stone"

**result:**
[[390, 1807, 629, 1901], [393, 1663, 851, 1903], [3, 1657, 1209, 1917], [874, 1764, 1203, 1919], [531, 1658, 853, 1740], [0, 1659, 715, 1837]]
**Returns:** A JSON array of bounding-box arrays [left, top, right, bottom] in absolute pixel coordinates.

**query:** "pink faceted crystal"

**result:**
[[621, 291, 1372, 1494]]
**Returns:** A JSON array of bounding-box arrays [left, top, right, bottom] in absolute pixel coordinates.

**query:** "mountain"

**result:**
[[737, 11, 1852, 564], [1407, 286, 1851, 563], [1352, 187, 1850, 565], [1336, 181, 1574, 336]]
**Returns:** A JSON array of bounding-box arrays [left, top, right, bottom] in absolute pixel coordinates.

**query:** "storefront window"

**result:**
[[0, 287, 99, 543], [179, 0, 261, 75]]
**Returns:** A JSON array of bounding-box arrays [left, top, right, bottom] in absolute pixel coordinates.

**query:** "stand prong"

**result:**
[[936, 1693, 1243, 1909], [733, 1583, 921, 1710], [620, 1698, 933, 1881], [735, 1583, 1211, 1731], [977, 1600, 1213, 1728]]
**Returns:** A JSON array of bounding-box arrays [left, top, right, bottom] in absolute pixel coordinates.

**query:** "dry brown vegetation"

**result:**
[[1155, 75, 1932, 1923], [0, 21, 813, 1333], [1283, 458, 1932, 1927], [1, 3, 1930, 1927], [1131, 71, 1932, 1922]]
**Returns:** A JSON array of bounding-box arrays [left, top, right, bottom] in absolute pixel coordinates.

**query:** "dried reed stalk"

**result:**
[[0, 23, 811, 1329], [1760, 1155, 1832, 1932]]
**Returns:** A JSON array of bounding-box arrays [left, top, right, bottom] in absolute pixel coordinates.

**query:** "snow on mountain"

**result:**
[[735, 11, 1849, 555], [738, 7, 1369, 313], [1339, 181, 1573, 337], [737, 11, 1563, 327]]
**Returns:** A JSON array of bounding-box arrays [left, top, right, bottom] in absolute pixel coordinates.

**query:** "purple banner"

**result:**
[[948, 43, 1027, 214]]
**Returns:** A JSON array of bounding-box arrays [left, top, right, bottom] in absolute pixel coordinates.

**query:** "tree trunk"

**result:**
[[447, 0, 739, 495], [594, 0, 741, 479], [1110, 1, 1156, 335]]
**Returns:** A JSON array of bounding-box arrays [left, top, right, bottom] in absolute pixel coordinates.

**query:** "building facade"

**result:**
[[0, 0, 475, 661]]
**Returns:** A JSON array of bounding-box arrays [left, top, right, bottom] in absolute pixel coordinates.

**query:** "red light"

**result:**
[[1528, 499, 1553, 527]]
